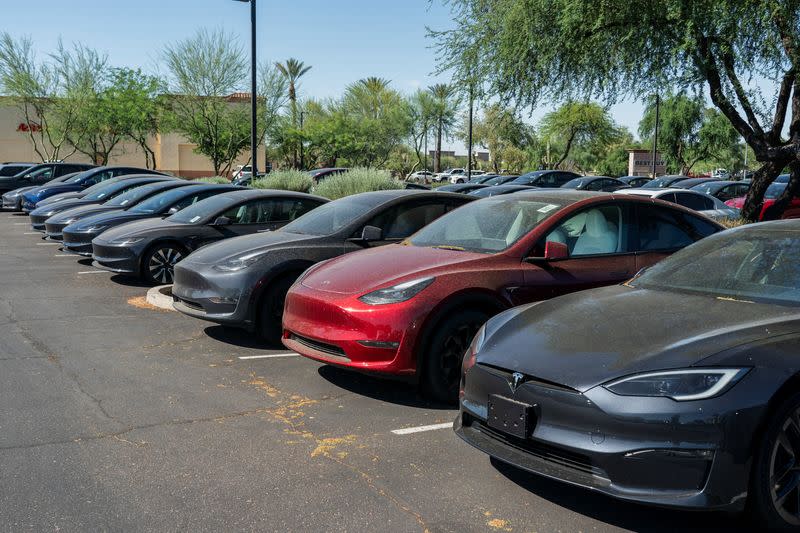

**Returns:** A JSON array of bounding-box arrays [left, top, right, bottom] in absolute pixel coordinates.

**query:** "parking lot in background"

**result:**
[[0, 211, 745, 532]]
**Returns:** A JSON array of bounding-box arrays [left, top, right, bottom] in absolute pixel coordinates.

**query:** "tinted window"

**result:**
[[24, 166, 53, 180], [169, 195, 236, 224], [674, 192, 714, 211], [281, 195, 382, 236], [364, 201, 448, 239], [636, 205, 699, 251], [585, 179, 605, 191], [221, 199, 281, 224], [0, 165, 27, 176], [544, 205, 625, 256]]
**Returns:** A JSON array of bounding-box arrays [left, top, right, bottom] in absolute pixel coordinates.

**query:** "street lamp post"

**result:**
[[651, 93, 660, 178], [467, 84, 474, 179], [234, 0, 258, 177]]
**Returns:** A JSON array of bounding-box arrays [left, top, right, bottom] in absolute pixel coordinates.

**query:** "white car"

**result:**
[[449, 170, 486, 184], [616, 188, 740, 221], [407, 170, 435, 184], [232, 165, 252, 180], [434, 168, 466, 182]]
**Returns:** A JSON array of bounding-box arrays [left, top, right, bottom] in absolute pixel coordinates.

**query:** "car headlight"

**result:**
[[110, 236, 145, 246], [358, 277, 435, 305], [212, 251, 269, 272], [85, 225, 109, 233], [603, 368, 749, 401]]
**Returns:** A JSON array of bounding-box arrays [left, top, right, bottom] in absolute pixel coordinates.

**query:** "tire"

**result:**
[[257, 273, 299, 345], [749, 392, 800, 530], [420, 309, 489, 404], [142, 243, 185, 285]]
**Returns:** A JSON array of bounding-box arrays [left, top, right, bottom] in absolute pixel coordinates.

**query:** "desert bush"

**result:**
[[313, 167, 402, 200], [250, 170, 313, 193], [194, 176, 230, 184]]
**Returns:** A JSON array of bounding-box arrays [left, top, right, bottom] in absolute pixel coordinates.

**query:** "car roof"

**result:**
[[212, 188, 328, 203], [743, 219, 800, 232], [510, 189, 610, 202]]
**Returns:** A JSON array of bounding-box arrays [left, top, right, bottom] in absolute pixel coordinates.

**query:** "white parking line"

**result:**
[[391, 422, 453, 435], [36, 242, 60, 246], [13, 222, 28, 225], [238, 353, 301, 360], [77, 270, 107, 275], [54, 254, 74, 257], [23, 232, 40, 235]]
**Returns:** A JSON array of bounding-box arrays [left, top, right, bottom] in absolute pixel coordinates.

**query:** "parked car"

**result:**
[[691, 180, 751, 202], [480, 175, 518, 186], [450, 170, 486, 184], [640, 174, 692, 188], [2, 172, 80, 211], [29, 176, 175, 231], [231, 165, 252, 180], [406, 170, 435, 184], [21, 166, 166, 211], [469, 185, 536, 197], [0, 162, 35, 177], [455, 219, 800, 528], [670, 177, 718, 189], [43, 179, 193, 241], [308, 168, 348, 182], [468, 174, 499, 184], [560, 176, 628, 192], [282, 190, 723, 401], [433, 168, 466, 183], [618, 176, 651, 187], [617, 188, 740, 220], [62, 184, 239, 256], [710, 167, 730, 179], [0, 162, 95, 196], [404, 182, 431, 190], [172, 190, 474, 343], [92, 190, 328, 285], [437, 183, 488, 194], [726, 180, 800, 220], [510, 170, 581, 188]]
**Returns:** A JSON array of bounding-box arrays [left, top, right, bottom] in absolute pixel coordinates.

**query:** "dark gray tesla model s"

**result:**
[[456, 220, 800, 528]]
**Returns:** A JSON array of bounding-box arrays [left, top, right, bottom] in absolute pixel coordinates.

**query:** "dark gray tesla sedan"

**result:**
[[92, 189, 328, 285], [172, 189, 473, 343], [456, 220, 800, 528]]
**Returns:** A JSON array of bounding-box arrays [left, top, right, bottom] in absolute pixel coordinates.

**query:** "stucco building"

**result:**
[[627, 149, 666, 177]]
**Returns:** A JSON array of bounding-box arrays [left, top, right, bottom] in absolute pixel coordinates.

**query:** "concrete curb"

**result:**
[[146, 284, 175, 311]]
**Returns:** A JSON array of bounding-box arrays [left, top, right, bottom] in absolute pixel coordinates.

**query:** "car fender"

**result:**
[[248, 259, 318, 323]]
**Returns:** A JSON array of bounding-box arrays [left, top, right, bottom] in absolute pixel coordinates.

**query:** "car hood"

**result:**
[[300, 243, 488, 294], [27, 184, 82, 198], [2, 185, 36, 197], [477, 284, 800, 392], [94, 217, 182, 241], [30, 197, 89, 216], [35, 191, 85, 206], [68, 211, 154, 231], [182, 230, 321, 265], [48, 204, 121, 224]]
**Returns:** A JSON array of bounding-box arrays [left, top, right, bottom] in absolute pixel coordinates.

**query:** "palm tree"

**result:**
[[427, 83, 459, 173], [344, 77, 395, 119], [275, 58, 312, 167]]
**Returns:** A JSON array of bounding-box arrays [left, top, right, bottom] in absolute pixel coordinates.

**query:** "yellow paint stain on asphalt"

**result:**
[[487, 518, 512, 531], [311, 435, 357, 458], [127, 296, 168, 311], [248, 374, 280, 397]]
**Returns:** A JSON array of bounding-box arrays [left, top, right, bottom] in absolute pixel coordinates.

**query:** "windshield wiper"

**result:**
[[430, 244, 467, 251]]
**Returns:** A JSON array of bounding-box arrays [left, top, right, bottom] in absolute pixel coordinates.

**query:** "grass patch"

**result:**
[[313, 168, 403, 200], [251, 170, 313, 193], [194, 176, 230, 184], [717, 217, 747, 229]]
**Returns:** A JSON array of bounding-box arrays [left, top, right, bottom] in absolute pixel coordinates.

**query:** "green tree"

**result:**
[[427, 83, 459, 173], [539, 102, 620, 170], [469, 103, 536, 173], [275, 58, 311, 168], [433, 0, 800, 220], [162, 29, 250, 175], [407, 89, 437, 171]]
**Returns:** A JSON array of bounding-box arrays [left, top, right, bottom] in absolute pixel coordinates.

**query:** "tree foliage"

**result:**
[[539, 102, 621, 170], [433, 0, 800, 220], [469, 103, 535, 173]]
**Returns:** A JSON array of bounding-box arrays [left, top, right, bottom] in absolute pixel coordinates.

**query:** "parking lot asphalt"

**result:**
[[0, 211, 749, 532]]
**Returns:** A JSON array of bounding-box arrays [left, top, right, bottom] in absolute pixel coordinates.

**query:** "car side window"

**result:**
[[364, 201, 448, 240], [674, 192, 713, 211], [273, 199, 321, 222], [585, 179, 603, 191], [172, 191, 220, 211], [556, 173, 577, 187], [542, 205, 625, 257], [635, 205, 697, 251], [220, 199, 280, 224]]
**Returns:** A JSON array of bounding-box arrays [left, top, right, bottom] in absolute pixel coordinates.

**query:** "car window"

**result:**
[[364, 201, 448, 239], [584, 179, 603, 191], [537, 173, 561, 187], [221, 199, 279, 224], [543, 205, 625, 256], [674, 192, 714, 211], [273, 198, 321, 222], [170, 190, 221, 211], [635, 205, 701, 251]]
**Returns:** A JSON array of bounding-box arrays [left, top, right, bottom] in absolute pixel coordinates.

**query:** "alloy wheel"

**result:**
[[439, 321, 480, 394], [769, 407, 800, 526], [148, 246, 183, 284]]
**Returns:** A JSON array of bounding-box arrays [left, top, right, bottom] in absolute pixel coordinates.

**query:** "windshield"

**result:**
[[562, 178, 586, 189], [169, 194, 233, 224], [282, 194, 379, 235], [632, 231, 800, 306], [766, 182, 788, 199], [64, 172, 88, 183], [642, 176, 683, 188], [84, 183, 127, 201], [21, 166, 53, 179], [482, 175, 510, 186], [105, 183, 163, 207], [131, 187, 193, 214], [408, 197, 566, 253]]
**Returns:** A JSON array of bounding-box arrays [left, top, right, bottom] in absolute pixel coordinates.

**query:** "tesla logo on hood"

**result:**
[[510, 372, 525, 392]]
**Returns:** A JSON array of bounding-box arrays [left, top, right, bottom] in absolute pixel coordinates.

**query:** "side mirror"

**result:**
[[212, 216, 231, 226], [525, 240, 570, 263], [360, 225, 383, 242], [166, 206, 180, 215]]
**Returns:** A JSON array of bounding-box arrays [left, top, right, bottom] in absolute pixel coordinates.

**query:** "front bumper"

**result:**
[[455, 363, 763, 511], [29, 212, 54, 230], [2, 194, 21, 210], [61, 230, 97, 256], [44, 221, 68, 240], [281, 282, 424, 376], [91, 241, 140, 275], [171, 261, 253, 328]]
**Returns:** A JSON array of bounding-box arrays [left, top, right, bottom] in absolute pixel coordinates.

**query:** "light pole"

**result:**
[[467, 84, 474, 179], [234, 0, 258, 177], [651, 93, 660, 178], [299, 110, 305, 170]]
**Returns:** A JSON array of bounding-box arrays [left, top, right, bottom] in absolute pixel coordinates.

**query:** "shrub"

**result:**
[[717, 217, 747, 229], [194, 176, 230, 184], [313, 167, 403, 200], [251, 170, 313, 193]]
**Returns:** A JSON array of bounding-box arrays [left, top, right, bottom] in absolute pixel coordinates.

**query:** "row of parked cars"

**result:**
[[3, 162, 800, 528]]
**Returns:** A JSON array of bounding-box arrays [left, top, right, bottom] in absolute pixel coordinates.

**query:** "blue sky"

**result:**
[[5, 0, 647, 147]]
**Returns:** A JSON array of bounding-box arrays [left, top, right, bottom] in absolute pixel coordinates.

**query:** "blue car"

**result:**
[[21, 166, 167, 212]]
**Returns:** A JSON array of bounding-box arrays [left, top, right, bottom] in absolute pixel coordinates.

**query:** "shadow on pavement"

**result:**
[[204, 324, 279, 350], [317, 364, 455, 410], [109, 274, 154, 288], [489, 457, 749, 532]]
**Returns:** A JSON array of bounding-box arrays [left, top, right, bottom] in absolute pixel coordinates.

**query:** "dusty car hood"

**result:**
[[182, 230, 320, 265], [67, 210, 153, 231], [477, 284, 800, 392], [94, 217, 178, 242], [47, 204, 121, 224], [300, 243, 488, 294]]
